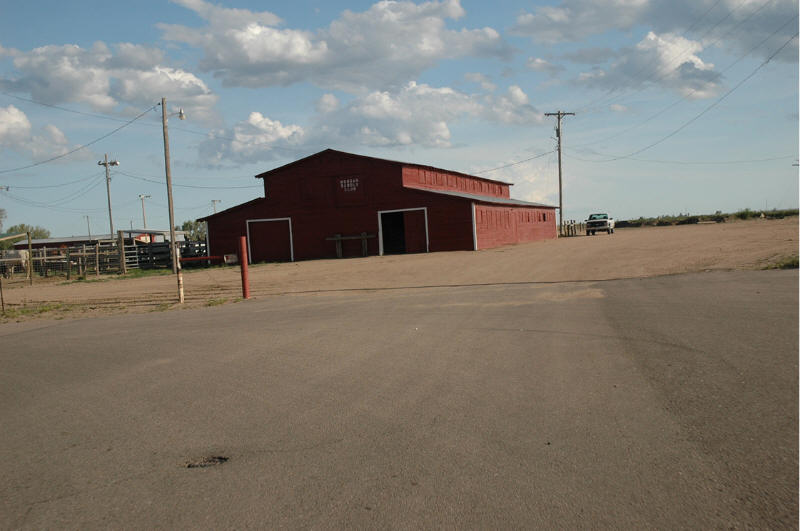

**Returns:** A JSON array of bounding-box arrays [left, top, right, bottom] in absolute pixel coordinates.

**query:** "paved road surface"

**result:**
[[0, 270, 796, 528]]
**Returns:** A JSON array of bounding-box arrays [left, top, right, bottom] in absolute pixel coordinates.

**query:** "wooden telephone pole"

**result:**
[[545, 111, 575, 235]]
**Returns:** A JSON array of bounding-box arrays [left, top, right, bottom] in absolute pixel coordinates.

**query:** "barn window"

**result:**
[[339, 177, 359, 192]]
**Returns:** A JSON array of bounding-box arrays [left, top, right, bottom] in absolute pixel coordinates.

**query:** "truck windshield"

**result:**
[[588, 214, 608, 220]]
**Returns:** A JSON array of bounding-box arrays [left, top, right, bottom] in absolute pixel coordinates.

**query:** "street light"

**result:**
[[160, 97, 185, 303]]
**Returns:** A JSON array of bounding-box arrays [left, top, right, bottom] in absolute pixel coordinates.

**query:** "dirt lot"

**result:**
[[1, 217, 796, 322]]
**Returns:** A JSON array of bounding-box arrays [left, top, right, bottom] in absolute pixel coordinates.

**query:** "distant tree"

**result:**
[[179, 220, 207, 241], [0, 208, 5, 232], [0, 223, 50, 249]]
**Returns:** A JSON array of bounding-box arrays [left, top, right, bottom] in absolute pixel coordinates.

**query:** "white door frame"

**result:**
[[377, 207, 429, 256], [246, 217, 294, 263], [471, 202, 478, 251]]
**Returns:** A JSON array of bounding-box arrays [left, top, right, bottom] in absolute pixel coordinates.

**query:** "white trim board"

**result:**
[[471, 203, 478, 251], [245, 217, 294, 263], [377, 207, 429, 256]]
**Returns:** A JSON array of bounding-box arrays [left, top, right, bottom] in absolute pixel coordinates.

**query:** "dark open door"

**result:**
[[381, 212, 405, 254]]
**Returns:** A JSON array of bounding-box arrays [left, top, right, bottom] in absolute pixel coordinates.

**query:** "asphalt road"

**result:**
[[0, 269, 796, 529]]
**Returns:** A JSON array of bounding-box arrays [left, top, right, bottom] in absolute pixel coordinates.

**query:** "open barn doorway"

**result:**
[[378, 208, 429, 256], [380, 212, 405, 254]]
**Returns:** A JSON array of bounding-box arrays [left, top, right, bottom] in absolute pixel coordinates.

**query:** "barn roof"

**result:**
[[409, 187, 555, 208], [198, 197, 264, 222], [255, 149, 515, 187]]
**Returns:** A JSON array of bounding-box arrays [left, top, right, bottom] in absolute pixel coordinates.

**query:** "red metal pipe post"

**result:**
[[239, 236, 250, 299]]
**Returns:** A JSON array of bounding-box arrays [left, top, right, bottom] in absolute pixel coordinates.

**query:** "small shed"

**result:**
[[200, 149, 557, 262]]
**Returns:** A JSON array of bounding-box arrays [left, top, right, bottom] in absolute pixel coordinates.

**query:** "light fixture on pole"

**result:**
[[98, 154, 120, 237], [138, 194, 151, 229], [160, 97, 186, 303]]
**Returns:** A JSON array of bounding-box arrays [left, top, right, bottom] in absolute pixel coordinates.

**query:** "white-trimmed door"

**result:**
[[246, 217, 294, 263]]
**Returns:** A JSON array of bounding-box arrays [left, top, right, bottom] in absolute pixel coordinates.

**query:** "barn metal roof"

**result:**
[[255, 149, 515, 187], [408, 187, 556, 208]]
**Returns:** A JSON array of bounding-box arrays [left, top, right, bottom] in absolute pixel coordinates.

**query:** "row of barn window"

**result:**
[[478, 208, 551, 228], [416, 170, 504, 197]]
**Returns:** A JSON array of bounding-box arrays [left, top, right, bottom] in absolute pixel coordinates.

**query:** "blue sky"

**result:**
[[0, 0, 797, 237]]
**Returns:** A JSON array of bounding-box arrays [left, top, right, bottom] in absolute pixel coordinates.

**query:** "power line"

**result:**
[[115, 169, 262, 189], [0, 91, 133, 124], [573, 13, 798, 149], [473, 149, 556, 174], [0, 103, 158, 175], [0, 91, 327, 155], [0, 178, 108, 213], [0, 170, 104, 189], [574, 0, 731, 114], [576, 31, 798, 163], [578, 0, 780, 116], [564, 151, 794, 165]]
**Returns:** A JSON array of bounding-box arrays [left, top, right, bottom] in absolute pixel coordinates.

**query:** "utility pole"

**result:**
[[84, 215, 92, 240], [211, 199, 221, 213], [545, 111, 575, 235], [138, 194, 151, 228], [161, 97, 186, 303], [98, 154, 120, 237]]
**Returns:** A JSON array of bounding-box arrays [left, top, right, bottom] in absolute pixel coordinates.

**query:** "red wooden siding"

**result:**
[[403, 210, 427, 253], [248, 219, 291, 262], [402, 166, 510, 198], [475, 204, 557, 249]]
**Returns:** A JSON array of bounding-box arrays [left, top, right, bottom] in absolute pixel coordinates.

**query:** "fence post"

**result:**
[[27, 232, 32, 286], [81, 244, 86, 277], [95, 243, 100, 277], [239, 235, 250, 300], [117, 230, 127, 275], [66, 248, 71, 280]]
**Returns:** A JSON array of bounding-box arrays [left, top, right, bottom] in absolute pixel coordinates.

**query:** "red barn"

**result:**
[[199, 149, 557, 262]]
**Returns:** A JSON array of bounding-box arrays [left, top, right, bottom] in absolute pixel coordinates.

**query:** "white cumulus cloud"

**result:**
[[159, 0, 510, 92], [512, 0, 797, 63], [526, 57, 565, 77], [198, 80, 546, 164], [1, 42, 219, 122], [0, 105, 72, 159], [578, 32, 722, 98]]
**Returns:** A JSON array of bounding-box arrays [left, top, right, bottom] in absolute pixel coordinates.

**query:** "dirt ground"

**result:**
[[1, 217, 796, 322]]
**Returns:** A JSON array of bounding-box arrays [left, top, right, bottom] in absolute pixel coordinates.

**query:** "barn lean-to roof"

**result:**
[[406, 187, 555, 208]]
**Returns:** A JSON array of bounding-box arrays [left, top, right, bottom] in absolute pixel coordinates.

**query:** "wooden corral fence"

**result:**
[[0, 231, 211, 286], [559, 220, 586, 237]]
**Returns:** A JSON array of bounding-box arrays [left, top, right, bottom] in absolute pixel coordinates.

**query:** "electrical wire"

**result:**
[[576, 0, 766, 116], [0, 91, 132, 124], [572, 13, 798, 149], [115, 169, 262, 189], [0, 179, 108, 213], [588, 0, 783, 115], [564, 151, 794, 165], [0, 103, 158, 175], [0, 170, 105, 190], [574, 0, 728, 114], [571, 31, 798, 163], [473, 149, 557, 174]]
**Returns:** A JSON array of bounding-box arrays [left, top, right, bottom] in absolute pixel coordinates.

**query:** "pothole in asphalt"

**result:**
[[185, 455, 229, 468]]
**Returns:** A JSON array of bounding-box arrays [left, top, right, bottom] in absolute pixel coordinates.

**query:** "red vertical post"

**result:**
[[239, 236, 250, 299]]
